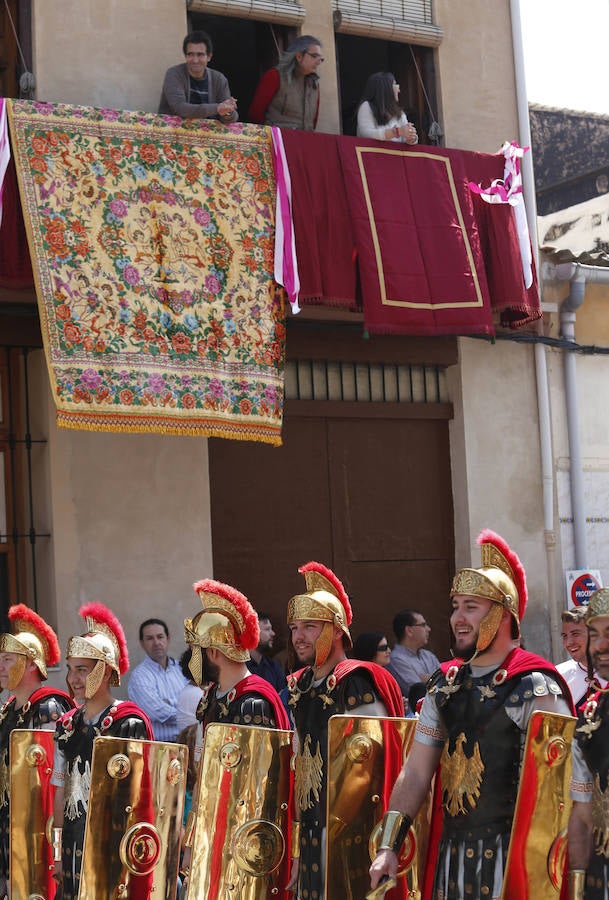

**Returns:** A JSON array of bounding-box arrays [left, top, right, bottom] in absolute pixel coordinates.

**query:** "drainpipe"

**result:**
[[560, 271, 587, 568], [511, 0, 560, 659], [545, 262, 609, 570]]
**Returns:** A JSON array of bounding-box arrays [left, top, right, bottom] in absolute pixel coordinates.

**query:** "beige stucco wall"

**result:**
[[434, 0, 519, 152], [32, 0, 186, 112], [30, 353, 213, 697], [301, 0, 341, 133], [448, 337, 556, 658]]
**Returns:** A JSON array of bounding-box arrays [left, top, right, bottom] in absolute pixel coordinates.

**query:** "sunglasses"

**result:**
[[377, 643, 390, 651]]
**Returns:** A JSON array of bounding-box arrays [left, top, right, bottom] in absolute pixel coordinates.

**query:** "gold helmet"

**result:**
[[450, 530, 527, 655], [185, 579, 259, 686], [66, 602, 129, 699], [287, 561, 353, 668], [0, 604, 61, 688], [584, 589, 609, 625]]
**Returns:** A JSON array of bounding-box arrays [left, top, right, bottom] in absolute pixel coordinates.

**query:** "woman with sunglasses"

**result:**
[[249, 35, 323, 131], [356, 71, 418, 144], [351, 631, 392, 667]]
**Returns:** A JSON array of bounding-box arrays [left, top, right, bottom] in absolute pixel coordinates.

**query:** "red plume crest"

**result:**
[[193, 579, 260, 650], [78, 602, 130, 674], [298, 561, 353, 626], [477, 529, 528, 620], [8, 603, 61, 667]]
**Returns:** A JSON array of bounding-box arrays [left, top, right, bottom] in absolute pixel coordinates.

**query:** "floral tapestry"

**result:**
[[8, 100, 285, 444]]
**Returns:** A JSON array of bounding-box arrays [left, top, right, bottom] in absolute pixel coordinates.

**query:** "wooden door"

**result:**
[[209, 405, 454, 660]]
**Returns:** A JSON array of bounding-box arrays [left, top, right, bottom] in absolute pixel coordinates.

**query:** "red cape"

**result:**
[[424, 647, 574, 900], [292, 659, 405, 717], [6, 684, 74, 709], [440, 647, 573, 713], [58, 699, 154, 739]]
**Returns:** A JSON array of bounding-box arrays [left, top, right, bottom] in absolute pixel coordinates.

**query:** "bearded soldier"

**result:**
[[370, 530, 572, 900], [567, 588, 609, 899], [286, 561, 404, 899], [51, 603, 153, 900], [0, 604, 73, 899]]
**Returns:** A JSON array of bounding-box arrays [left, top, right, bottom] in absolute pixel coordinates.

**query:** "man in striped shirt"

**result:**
[[127, 618, 188, 741]]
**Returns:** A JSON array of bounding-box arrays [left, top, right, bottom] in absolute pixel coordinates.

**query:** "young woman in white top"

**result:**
[[356, 71, 418, 144]]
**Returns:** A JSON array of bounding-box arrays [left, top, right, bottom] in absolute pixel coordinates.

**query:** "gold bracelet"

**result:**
[[291, 821, 301, 859], [377, 811, 412, 854], [52, 826, 63, 862], [568, 869, 586, 900]]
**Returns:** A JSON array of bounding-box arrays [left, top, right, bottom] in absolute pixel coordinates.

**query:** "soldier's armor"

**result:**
[[574, 690, 609, 898], [428, 664, 563, 900], [0, 691, 72, 883], [196, 684, 281, 729], [54, 703, 149, 900], [289, 667, 380, 900]]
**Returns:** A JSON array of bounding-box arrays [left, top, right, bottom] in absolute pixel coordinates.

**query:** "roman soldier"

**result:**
[[0, 604, 73, 898], [370, 530, 572, 899], [286, 561, 404, 899], [181, 579, 291, 895], [567, 588, 609, 899], [51, 602, 153, 900], [185, 578, 290, 733]]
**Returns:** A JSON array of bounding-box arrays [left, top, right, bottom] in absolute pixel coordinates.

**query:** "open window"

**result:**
[[336, 32, 438, 140]]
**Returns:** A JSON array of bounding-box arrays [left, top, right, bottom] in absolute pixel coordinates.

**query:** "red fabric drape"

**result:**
[[278, 129, 358, 309], [280, 133, 541, 335], [0, 153, 33, 288]]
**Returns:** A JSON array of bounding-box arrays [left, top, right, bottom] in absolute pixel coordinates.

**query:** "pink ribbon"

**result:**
[[0, 99, 11, 229], [271, 126, 300, 314], [469, 141, 533, 289]]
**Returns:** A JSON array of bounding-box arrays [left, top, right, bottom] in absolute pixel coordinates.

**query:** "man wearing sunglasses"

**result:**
[[249, 34, 323, 131], [387, 609, 440, 703]]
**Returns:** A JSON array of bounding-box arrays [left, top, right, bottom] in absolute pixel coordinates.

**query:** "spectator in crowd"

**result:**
[[249, 35, 322, 131], [128, 618, 188, 741], [176, 648, 204, 731], [557, 606, 590, 707], [246, 612, 286, 691], [158, 30, 238, 122], [52, 604, 152, 899], [567, 589, 609, 898], [351, 631, 392, 667], [387, 609, 440, 699], [356, 71, 418, 144]]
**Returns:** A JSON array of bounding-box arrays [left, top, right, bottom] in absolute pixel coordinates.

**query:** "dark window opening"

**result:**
[[0, 346, 50, 627], [336, 32, 437, 141], [187, 12, 296, 123]]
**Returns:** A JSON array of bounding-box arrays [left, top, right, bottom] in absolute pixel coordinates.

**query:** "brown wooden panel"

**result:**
[[326, 417, 454, 660], [287, 321, 458, 367], [208, 417, 333, 651], [209, 408, 455, 662]]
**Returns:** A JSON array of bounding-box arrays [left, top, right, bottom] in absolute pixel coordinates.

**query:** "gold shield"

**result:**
[[186, 723, 292, 899], [79, 736, 187, 899], [329, 715, 433, 900], [10, 728, 57, 900], [501, 711, 576, 899]]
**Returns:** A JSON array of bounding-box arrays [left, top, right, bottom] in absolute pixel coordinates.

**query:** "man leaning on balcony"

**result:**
[[158, 30, 238, 123]]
